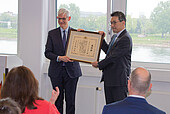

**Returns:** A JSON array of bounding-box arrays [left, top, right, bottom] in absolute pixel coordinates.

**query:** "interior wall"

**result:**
[[18, 0, 48, 90]]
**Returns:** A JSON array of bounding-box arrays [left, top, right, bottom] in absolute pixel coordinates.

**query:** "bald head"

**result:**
[[129, 67, 151, 96]]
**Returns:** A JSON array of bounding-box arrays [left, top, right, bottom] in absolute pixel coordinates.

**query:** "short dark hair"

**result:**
[[0, 97, 21, 114], [111, 11, 126, 22]]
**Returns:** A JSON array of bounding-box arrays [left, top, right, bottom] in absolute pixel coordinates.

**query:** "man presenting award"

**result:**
[[92, 11, 133, 104]]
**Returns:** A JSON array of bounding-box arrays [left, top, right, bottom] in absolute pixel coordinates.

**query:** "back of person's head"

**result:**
[[58, 8, 70, 17], [0, 97, 21, 114], [111, 11, 126, 22], [129, 67, 151, 95], [1, 66, 42, 113]]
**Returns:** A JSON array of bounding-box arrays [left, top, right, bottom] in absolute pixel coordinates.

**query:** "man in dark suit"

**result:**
[[92, 11, 132, 104], [102, 67, 166, 114], [44, 8, 82, 114]]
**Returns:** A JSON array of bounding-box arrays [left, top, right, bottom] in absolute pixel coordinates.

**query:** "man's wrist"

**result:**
[[57, 56, 61, 62], [97, 62, 99, 67]]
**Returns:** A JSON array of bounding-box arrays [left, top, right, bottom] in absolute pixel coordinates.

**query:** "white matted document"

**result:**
[[66, 29, 104, 63]]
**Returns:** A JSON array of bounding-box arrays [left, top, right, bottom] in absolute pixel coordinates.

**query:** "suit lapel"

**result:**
[[58, 27, 71, 50], [65, 27, 71, 49], [57, 27, 65, 52], [112, 29, 127, 46]]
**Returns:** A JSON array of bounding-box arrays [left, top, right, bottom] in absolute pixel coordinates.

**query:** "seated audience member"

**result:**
[[1, 66, 60, 114], [102, 67, 166, 114], [0, 97, 21, 114]]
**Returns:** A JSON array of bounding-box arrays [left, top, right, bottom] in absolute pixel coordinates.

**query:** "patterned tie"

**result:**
[[63, 30, 66, 48], [107, 34, 117, 54]]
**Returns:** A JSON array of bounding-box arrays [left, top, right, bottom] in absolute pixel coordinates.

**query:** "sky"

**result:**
[[127, 0, 169, 18], [0, 0, 168, 18], [58, 0, 168, 18], [57, 0, 107, 13], [0, 0, 18, 14]]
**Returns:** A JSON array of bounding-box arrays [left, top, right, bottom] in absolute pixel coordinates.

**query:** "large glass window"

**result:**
[[57, 0, 107, 31], [127, 0, 170, 63], [0, 0, 18, 54]]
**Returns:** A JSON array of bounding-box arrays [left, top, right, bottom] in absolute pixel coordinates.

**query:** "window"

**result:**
[[57, 0, 107, 31], [127, 0, 170, 63], [0, 0, 18, 54]]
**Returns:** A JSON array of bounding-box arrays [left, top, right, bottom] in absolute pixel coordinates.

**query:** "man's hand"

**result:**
[[49, 87, 60, 104], [98, 31, 106, 37], [58, 56, 73, 62], [77, 28, 85, 32], [91, 61, 99, 68]]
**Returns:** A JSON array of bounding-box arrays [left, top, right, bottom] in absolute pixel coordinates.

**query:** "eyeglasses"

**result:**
[[110, 21, 120, 25], [57, 17, 67, 21]]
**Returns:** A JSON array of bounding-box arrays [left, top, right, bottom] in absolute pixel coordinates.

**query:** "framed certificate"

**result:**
[[66, 29, 104, 63]]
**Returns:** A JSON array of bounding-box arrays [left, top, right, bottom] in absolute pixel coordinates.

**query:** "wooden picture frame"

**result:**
[[66, 29, 103, 63]]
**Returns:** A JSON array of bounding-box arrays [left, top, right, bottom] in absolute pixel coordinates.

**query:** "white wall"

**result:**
[[18, 0, 56, 91], [18, 0, 44, 83]]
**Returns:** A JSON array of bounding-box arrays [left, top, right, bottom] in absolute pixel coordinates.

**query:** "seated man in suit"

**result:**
[[102, 67, 166, 114]]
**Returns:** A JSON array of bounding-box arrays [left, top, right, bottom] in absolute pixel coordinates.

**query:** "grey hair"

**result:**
[[0, 97, 21, 114], [58, 8, 70, 17]]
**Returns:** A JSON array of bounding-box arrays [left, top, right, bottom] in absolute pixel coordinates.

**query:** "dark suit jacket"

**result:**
[[98, 29, 132, 86], [102, 97, 166, 114], [44, 27, 82, 78]]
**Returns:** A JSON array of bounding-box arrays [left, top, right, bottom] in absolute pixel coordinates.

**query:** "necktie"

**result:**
[[63, 30, 66, 48], [62, 30, 66, 66], [107, 34, 117, 54]]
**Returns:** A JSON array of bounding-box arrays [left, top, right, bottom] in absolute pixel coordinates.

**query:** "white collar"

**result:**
[[128, 95, 145, 99], [116, 28, 125, 37], [60, 27, 69, 32]]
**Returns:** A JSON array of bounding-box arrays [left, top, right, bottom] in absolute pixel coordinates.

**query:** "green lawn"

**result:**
[[131, 33, 170, 47], [0, 28, 17, 38], [0, 28, 170, 47]]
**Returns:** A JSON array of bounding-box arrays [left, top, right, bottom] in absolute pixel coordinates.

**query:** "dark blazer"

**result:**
[[44, 27, 82, 78], [98, 29, 132, 86], [102, 97, 166, 114]]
